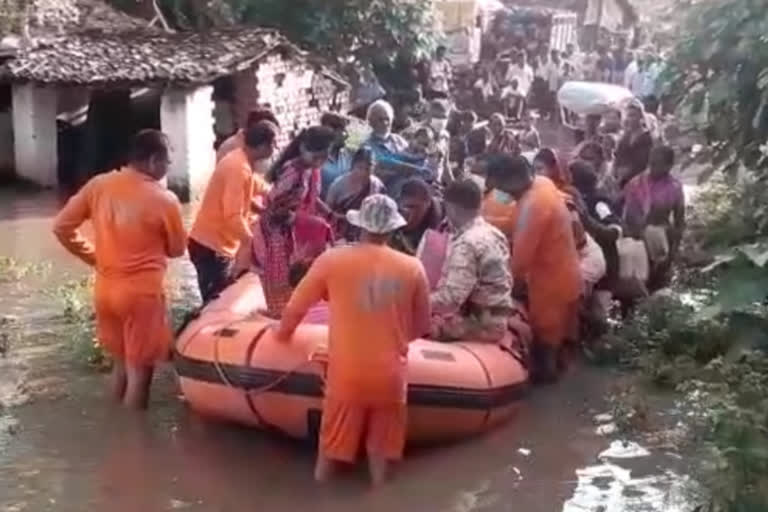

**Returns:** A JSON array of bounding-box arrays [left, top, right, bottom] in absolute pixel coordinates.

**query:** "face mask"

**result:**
[[430, 118, 448, 133], [494, 189, 515, 205]]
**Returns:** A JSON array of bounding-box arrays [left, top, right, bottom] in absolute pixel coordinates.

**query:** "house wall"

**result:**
[[232, 52, 350, 146], [160, 85, 215, 202], [12, 84, 58, 187]]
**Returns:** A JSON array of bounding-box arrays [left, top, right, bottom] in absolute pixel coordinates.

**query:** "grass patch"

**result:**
[[0, 256, 51, 283]]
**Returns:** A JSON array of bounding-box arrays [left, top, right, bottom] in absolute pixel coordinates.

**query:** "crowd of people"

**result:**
[[51, 39, 685, 487]]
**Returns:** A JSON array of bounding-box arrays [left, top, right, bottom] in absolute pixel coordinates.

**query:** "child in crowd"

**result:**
[[519, 110, 541, 152]]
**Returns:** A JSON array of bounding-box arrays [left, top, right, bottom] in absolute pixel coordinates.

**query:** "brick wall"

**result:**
[[233, 49, 350, 147]]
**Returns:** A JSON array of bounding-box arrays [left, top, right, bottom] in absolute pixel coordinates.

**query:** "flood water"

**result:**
[[0, 187, 696, 512]]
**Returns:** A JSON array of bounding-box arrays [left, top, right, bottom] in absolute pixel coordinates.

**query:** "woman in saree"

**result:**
[[623, 145, 685, 292], [326, 147, 385, 241], [260, 126, 337, 315], [487, 113, 521, 155], [577, 140, 620, 203]]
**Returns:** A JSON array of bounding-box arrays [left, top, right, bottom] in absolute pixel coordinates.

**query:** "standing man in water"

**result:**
[[276, 194, 431, 486], [485, 154, 582, 382], [53, 130, 186, 409]]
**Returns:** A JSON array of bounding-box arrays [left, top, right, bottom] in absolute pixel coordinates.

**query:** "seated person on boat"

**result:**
[[325, 147, 385, 242], [430, 179, 514, 343], [390, 178, 445, 256]]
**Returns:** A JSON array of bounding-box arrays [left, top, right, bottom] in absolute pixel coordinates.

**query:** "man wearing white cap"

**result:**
[[277, 194, 431, 487]]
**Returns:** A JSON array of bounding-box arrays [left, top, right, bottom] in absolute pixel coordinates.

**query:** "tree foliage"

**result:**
[[663, 0, 768, 313], [664, 0, 768, 172], [109, 0, 436, 68]]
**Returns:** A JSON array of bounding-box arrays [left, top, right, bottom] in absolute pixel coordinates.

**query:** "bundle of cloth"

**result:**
[[366, 140, 440, 196]]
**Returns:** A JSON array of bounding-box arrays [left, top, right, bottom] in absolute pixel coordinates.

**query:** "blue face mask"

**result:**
[[494, 189, 515, 205]]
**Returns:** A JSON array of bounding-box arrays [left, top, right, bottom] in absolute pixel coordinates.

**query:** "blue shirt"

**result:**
[[321, 148, 352, 199]]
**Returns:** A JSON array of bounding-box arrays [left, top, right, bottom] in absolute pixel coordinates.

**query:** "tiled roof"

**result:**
[[0, 28, 329, 86]]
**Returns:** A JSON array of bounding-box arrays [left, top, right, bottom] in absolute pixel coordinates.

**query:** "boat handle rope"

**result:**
[[211, 319, 245, 388], [211, 323, 327, 396]]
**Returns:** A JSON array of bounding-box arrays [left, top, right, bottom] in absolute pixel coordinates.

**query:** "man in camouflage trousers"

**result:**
[[430, 179, 514, 342]]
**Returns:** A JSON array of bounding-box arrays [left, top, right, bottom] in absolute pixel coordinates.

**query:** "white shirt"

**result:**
[[623, 60, 639, 89], [544, 61, 561, 92], [640, 63, 661, 97], [429, 58, 452, 93], [626, 64, 646, 96], [506, 64, 534, 97]]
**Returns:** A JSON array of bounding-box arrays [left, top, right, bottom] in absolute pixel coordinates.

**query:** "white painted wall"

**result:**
[[12, 84, 57, 187], [160, 86, 215, 202]]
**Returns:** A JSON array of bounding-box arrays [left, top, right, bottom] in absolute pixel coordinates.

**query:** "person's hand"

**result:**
[[571, 194, 588, 219], [274, 328, 291, 344]]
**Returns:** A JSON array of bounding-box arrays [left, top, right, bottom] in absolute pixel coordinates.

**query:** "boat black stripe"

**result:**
[[174, 354, 528, 410]]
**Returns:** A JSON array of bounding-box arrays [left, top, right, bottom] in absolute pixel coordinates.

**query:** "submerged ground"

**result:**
[[0, 183, 695, 511]]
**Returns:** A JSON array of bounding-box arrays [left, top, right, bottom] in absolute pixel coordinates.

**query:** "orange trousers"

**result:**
[[94, 281, 172, 367], [320, 397, 407, 463], [528, 296, 580, 348]]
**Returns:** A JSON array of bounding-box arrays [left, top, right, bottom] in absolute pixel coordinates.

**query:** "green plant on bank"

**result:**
[[596, 130, 768, 510], [596, 289, 768, 510], [663, 0, 768, 316], [679, 353, 768, 512], [0, 257, 52, 283], [49, 276, 199, 370], [48, 277, 109, 372]]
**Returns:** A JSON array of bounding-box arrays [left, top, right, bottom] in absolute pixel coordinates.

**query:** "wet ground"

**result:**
[[0, 184, 697, 511]]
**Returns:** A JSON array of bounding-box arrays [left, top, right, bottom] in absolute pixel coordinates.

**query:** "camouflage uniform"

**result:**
[[430, 217, 514, 342]]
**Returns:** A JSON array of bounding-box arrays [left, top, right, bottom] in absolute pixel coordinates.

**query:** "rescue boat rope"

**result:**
[[211, 323, 326, 397]]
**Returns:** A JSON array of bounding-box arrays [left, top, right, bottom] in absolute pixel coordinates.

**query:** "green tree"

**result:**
[[664, 0, 768, 172], [663, 0, 768, 313], [109, 0, 436, 68]]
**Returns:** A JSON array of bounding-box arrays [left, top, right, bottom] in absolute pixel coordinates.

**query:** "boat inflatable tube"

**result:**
[[175, 273, 530, 444]]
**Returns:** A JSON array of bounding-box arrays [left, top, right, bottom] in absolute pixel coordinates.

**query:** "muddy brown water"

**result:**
[[0, 187, 694, 512]]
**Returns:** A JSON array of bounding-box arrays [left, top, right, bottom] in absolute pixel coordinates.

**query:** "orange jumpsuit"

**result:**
[[277, 244, 431, 462], [53, 167, 186, 365], [484, 177, 582, 348], [216, 130, 243, 162], [190, 148, 270, 259]]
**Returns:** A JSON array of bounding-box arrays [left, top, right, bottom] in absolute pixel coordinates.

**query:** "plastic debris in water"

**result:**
[[595, 423, 618, 436], [517, 448, 531, 457], [599, 440, 651, 459], [593, 413, 614, 424]]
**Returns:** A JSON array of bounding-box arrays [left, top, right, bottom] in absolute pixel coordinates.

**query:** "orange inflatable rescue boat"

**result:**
[[175, 273, 530, 444]]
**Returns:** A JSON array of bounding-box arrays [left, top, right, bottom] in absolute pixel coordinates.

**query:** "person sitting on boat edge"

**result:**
[[390, 178, 445, 256], [430, 179, 514, 343], [326, 147, 386, 242], [276, 194, 431, 487]]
